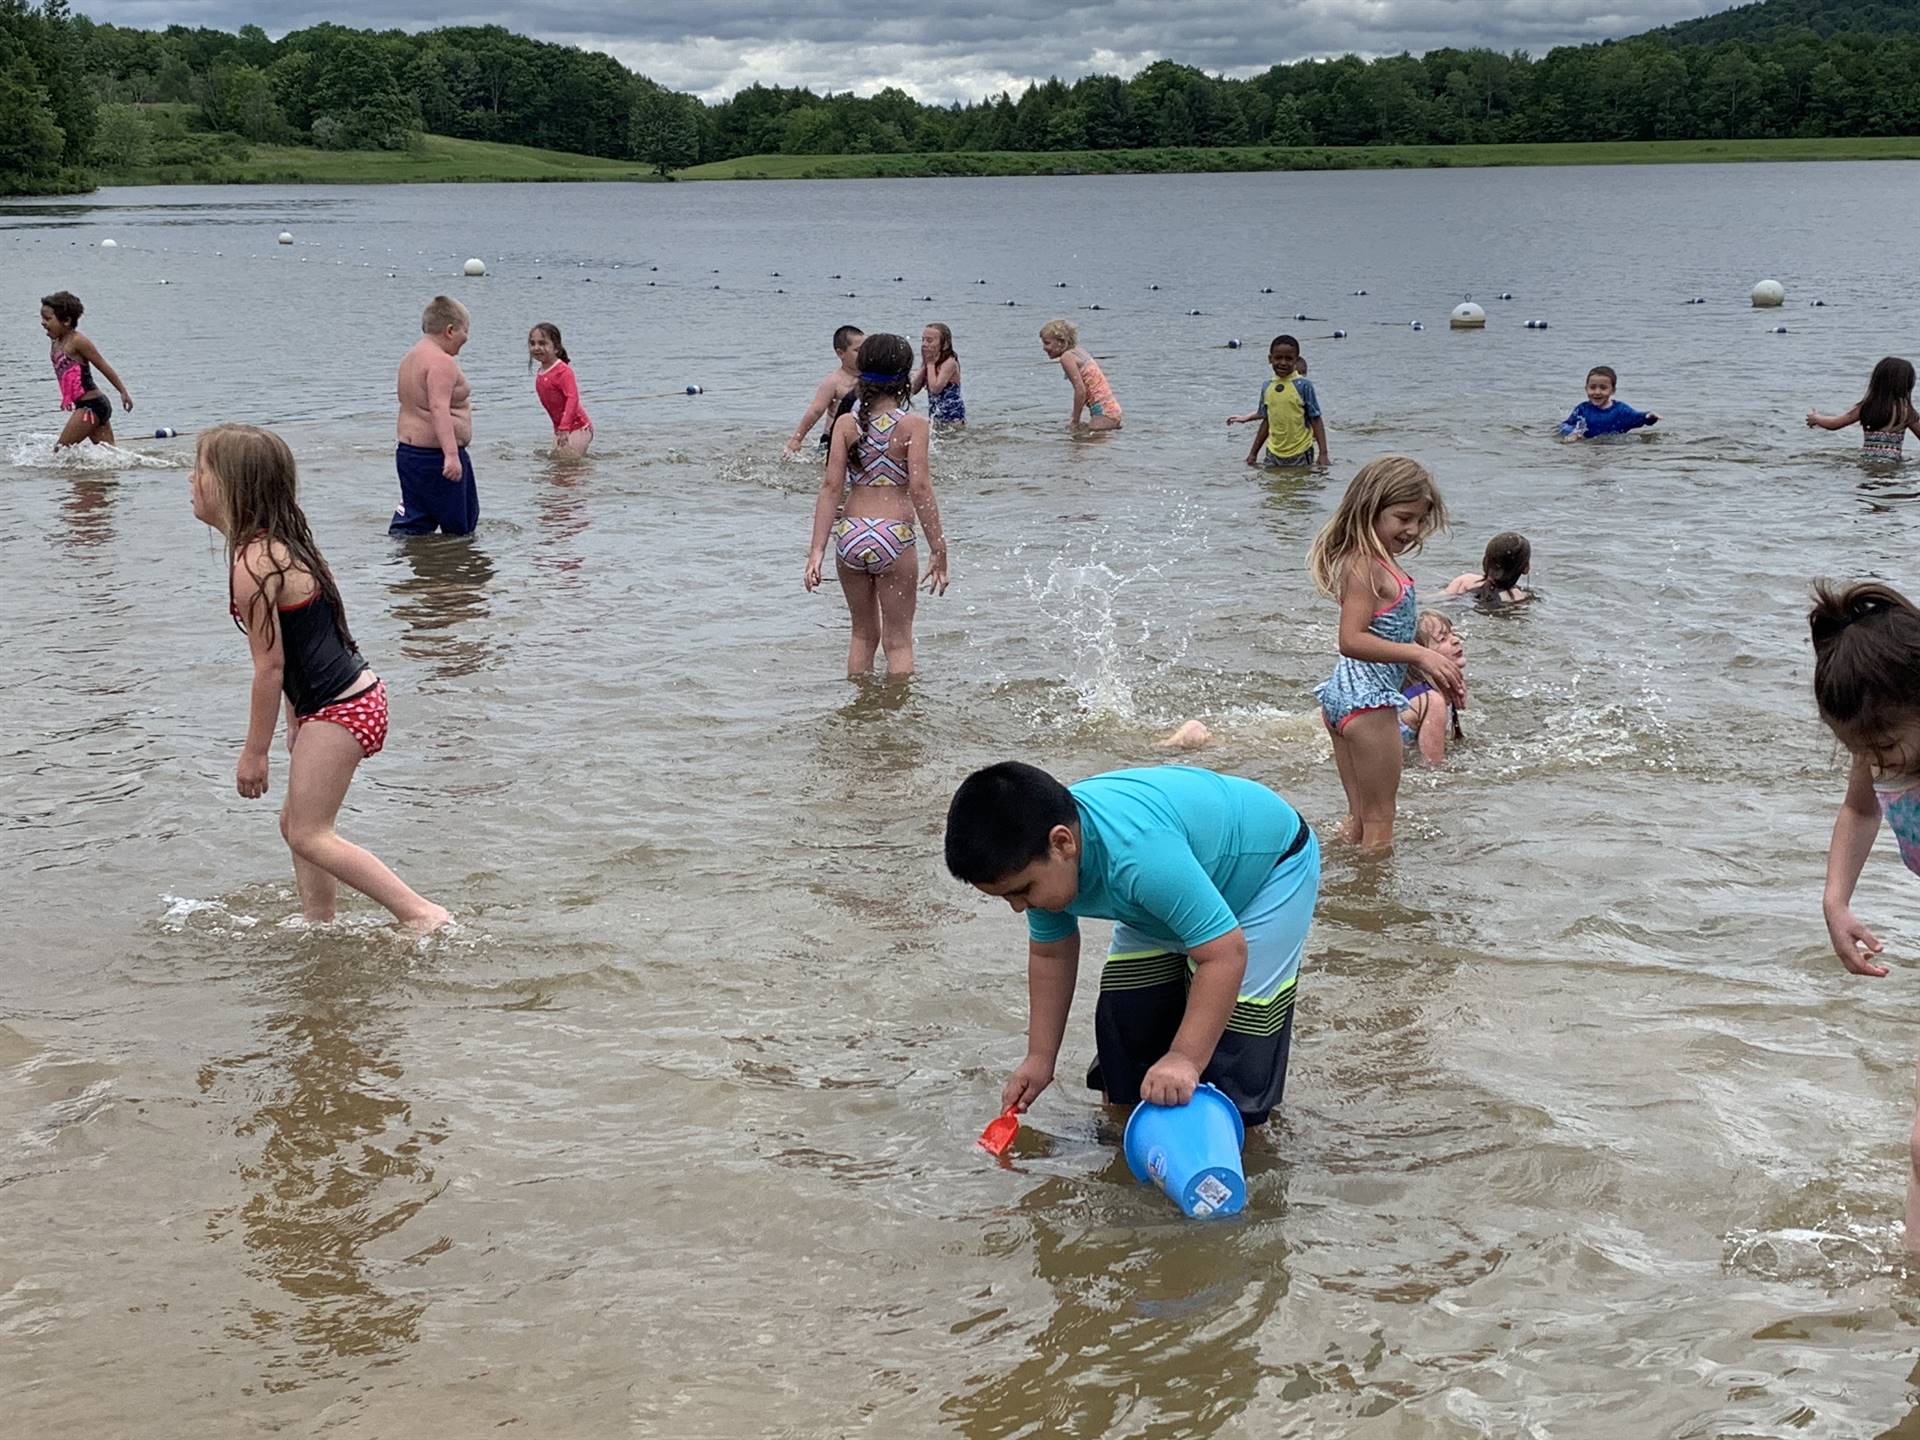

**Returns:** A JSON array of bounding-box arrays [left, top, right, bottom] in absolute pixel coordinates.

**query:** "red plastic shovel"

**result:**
[[978, 1105, 1021, 1156]]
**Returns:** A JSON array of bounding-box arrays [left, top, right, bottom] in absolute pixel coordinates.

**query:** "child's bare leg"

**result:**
[[1327, 726, 1361, 842], [1157, 720, 1213, 749], [94, 418, 116, 447], [837, 565, 881, 676], [281, 720, 448, 930], [54, 411, 100, 450], [874, 547, 921, 677], [1087, 414, 1121, 432], [560, 428, 592, 455], [277, 706, 337, 919], [1340, 709, 1403, 851]]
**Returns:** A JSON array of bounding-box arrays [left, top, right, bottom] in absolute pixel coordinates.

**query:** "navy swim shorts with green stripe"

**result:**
[[1088, 827, 1318, 1126]]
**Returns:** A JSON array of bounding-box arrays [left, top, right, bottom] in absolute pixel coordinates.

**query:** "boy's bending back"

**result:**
[[945, 762, 1320, 1127]]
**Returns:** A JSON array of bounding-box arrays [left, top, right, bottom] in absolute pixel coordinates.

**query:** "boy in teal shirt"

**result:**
[[1227, 334, 1328, 468], [945, 762, 1320, 1125]]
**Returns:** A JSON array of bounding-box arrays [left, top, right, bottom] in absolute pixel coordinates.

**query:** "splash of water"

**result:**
[[7, 434, 184, 470]]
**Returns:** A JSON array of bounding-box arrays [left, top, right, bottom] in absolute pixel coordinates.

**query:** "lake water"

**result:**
[[6, 164, 1920, 1437]]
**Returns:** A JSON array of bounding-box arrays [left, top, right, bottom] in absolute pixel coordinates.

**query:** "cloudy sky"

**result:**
[[110, 1, 1738, 102]]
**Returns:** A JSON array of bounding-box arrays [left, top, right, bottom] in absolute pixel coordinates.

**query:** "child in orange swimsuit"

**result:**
[[1039, 318, 1121, 431]]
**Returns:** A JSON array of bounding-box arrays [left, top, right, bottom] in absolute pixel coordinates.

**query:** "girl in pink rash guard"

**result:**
[[528, 321, 593, 454]]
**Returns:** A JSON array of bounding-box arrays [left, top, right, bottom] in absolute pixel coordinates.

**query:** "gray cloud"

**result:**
[[102, 1, 1730, 102]]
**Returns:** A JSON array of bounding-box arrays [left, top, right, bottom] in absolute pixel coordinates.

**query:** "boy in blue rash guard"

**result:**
[[1560, 365, 1660, 439], [945, 762, 1320, 1127]]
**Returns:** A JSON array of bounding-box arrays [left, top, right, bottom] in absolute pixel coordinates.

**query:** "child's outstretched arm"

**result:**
[[1806, 403, 1861, 431], [1824, 755, 1890, 976], [785, 375, 837, 456], [1003, 933, 1080, 1112], [230, 548, 284, 800], [74, 333, 132, 410], [904, 418, 948, 594], [803, 416, 852, 590]]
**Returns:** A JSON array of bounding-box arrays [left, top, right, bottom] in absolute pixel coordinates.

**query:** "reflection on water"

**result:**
[[943, 1170, 1273, 1437], [385, 536, 499, 682], [533, 456, 592, 582], [59, 475, 117, 548], [198, 941, 442, 1381]]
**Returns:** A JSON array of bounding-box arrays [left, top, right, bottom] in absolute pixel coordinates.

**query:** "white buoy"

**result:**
[[1226, 338, 1242, 349], [1332, 329, 1347, 339], [1525, 319, 1550, 329], [277, 232, 292, 245], [1751, 279, 1785, 307], [99, 238, 117, 248], [1770, 325, 1789, 334], [1351, 289, 1368, 296], [685, 385, 704, 395], [1186, 309, 1201, 316], [1449, 302, 1486, 330], [463, 257, 487, 276], [1410, 321, 1424, 332], [1260, 287, 1274, 295], [1497, 291, 1514, 300]]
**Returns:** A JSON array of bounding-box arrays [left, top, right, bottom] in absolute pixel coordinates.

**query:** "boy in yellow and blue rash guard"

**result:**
[[1227, 334, 1329, 468], [945, 762, 1319, 1128]]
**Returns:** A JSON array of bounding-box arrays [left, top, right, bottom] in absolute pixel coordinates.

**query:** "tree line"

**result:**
[[4, 0, 1920, 194]]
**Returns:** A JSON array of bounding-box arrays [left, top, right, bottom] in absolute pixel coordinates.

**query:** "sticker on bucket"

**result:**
[[1148, 1148, 1168, 1181], [1195, 1175, 1232, 1209]]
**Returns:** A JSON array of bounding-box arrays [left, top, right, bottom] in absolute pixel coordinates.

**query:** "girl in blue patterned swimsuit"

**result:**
[[914, 322, 965, 425], [1812, 580, 1920, 1249], [1306, 457, 1464, 851]]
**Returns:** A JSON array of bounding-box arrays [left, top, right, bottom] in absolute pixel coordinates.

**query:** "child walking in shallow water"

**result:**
[[40, 290, 133, 450], [1807, 356, 1920, 461], [1039, 319, 1121, 431], [191, 424, 449, 932], [1308, 456, 1464, 849], [529, 322, 593, 454], [804, 333, 949, 677], [1811, 581, 1920, 1249]]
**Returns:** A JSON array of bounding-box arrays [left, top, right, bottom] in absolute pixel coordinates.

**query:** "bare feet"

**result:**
[[1156, 719, 1213, 750]]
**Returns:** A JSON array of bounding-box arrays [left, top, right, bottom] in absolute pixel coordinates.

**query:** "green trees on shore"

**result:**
[[6, 0, 1920, 194]]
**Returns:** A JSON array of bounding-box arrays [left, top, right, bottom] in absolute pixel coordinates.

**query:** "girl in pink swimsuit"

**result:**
[[40, 289, 133, 450], [1812, 579, 1920, 1248], [529, 322, 593, 454], [1039, 318, 1122, 431]]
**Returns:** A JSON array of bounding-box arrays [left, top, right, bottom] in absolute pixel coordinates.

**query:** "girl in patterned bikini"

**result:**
[[804, 333, 950, 678], [1807, 356, 1920, 462], [1306, 456, 1463, 850], [190, 424, 449, 932], [1812, 580, 1920, 1248]]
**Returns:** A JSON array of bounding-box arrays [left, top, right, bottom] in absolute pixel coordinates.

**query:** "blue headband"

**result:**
[[860, 370, 909, 384]]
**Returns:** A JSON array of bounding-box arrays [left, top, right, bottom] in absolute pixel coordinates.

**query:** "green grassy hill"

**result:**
[[104, 132, 661, 186]]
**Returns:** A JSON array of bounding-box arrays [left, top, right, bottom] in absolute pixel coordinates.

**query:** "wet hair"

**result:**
[[1414, 610, 1455, 647], [847, 333, 914, 464], [1270, 334, 1300, 357], [421, 295, 469, 335], [832, 324, 864, 354], [1039, 318, 1078, 348], [924, 322, 956, 366], [1480, 531, 1531, 592], [199, 424, 355, 653], [1306, 455, 1449, 598], [1810, 581, 1920, 769], [1586, 365, 1618, 386], [1858, 356, 1917, 435], [40, 290, 83, 327], [527, 321, 569, 366], [944, 762, 1077, 884]]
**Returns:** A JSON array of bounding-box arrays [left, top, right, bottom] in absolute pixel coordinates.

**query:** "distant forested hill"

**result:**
[[1657, 0, 1920, 44]]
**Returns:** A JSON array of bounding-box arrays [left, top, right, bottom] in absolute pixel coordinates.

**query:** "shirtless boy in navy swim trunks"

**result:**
[[392, 296, 478, 536]]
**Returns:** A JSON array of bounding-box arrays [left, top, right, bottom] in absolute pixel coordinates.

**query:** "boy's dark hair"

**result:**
[[1270, 334, 1299, 354], [945, 762, 1077, 884], [1586, 365, 1618, 385], [41, 290, 83, 326], [1482, 531, 1531, 590], [1860, 355, 1917, 434], [832, 324, 864, 353], [1810, 581, 1920, 764]]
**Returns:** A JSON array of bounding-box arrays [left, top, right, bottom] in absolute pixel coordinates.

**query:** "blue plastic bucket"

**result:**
[[1122, 1083, 1247, 1218]]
